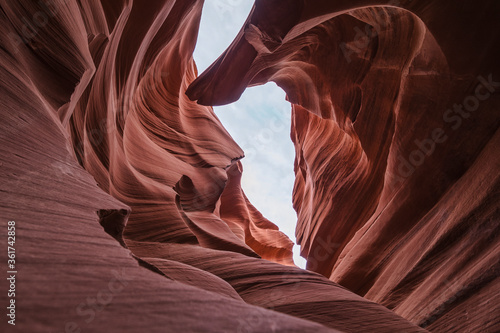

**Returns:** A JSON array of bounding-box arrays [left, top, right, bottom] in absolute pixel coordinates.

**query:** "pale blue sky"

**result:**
[[193, 1, 306, 268]]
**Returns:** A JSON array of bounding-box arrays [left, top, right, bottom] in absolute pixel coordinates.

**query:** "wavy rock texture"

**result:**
[[0, 0, 432, 332], [189, 1, 500, 332]]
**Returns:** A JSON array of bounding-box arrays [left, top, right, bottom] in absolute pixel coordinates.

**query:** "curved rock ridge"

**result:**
[[219, 161, 296, 266], [1, 0, 429, 332], [188, 1, 500, 332]]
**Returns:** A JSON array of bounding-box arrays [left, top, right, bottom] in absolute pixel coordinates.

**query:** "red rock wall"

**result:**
[[189, 1, 500, 332], [0, 0, 432, 332]]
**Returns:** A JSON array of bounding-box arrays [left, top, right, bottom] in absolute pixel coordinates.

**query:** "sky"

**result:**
[[193, 1, 307, 268]]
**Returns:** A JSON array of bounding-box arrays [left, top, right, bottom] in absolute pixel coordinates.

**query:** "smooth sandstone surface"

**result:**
[[0, 0, 498, 332], [189, 1, 500, 332]]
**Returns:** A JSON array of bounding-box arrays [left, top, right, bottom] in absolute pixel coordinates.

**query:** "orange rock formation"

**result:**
[[1, 0, 498, 332]]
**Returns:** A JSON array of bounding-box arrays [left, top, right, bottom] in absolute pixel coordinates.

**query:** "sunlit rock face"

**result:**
[[0, 1, 497, 333], [189, 1, 500, 332]]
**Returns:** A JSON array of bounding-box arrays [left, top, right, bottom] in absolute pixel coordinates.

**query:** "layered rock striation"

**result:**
[[189, 1, 500, 332], [0, 0, 498, 332]]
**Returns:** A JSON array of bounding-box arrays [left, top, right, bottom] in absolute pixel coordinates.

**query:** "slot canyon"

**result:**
[[0, 0, 499, 332]]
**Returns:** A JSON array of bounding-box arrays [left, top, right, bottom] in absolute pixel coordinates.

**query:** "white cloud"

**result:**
[[193, 1, 306, 268]]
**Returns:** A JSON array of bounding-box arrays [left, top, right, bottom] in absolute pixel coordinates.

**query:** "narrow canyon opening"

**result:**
[[193, 1, 306, 267], [3, 0, 499, 331]]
